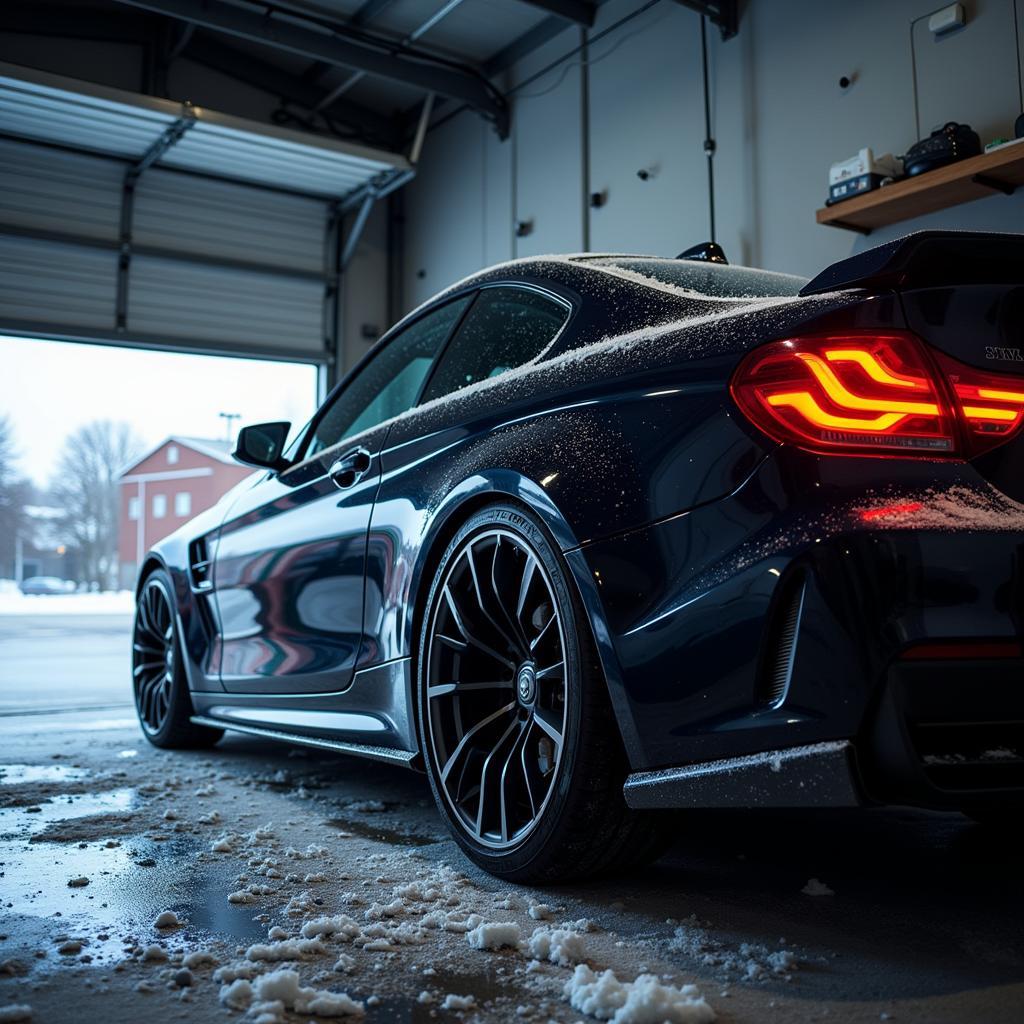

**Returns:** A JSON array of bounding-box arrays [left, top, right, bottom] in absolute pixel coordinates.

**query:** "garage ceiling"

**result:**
[[0, 0, 737, 370]]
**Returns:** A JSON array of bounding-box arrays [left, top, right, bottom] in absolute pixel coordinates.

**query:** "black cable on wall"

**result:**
[[700, 13, 717, 244]]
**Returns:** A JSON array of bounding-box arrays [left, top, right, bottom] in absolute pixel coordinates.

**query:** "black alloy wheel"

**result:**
[[133, 575, 177, 736], [425, 526, 568, 849], [131, 569, 222, 749], [418, 502, 671, 882]]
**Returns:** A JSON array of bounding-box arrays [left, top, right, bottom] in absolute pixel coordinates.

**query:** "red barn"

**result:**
[[118, 437, 253, 589]]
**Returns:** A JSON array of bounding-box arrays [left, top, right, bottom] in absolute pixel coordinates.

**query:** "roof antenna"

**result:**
[[677, 241, 728, 263], [700, 14, 717, 243]]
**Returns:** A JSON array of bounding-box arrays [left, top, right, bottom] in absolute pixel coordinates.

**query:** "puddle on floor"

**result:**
[[0, 785, 266, 952], [0, 788, 135, 840], [323, 816, 441, 847], [0, 763, 91, 785]]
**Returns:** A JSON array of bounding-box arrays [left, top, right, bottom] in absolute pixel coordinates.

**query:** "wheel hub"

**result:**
[[516, 662, 536, 705]]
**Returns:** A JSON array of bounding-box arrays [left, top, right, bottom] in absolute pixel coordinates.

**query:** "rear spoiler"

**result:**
[[799, 230, 1024, 296]]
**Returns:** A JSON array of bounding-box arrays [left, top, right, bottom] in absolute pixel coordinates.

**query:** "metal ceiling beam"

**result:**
[[183, 33, 403, 150], [313, 0, 466, 112], [517, 0, 594, 27], [111, 0, 508, 133], [671, 0, 738, 39]]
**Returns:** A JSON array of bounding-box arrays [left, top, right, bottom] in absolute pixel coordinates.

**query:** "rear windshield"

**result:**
[[583, 257, 807, 299]]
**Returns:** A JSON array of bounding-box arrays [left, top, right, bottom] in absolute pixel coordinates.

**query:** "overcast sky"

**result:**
[[1, 336, 320, 488]]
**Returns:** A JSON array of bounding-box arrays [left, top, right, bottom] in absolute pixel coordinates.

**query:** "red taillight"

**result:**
[[932, 351, 1024, 457], [730, 332, 1024, 458]]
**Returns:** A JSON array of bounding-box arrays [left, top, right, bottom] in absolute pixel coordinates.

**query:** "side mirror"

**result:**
[[233, 421, 292, 471]]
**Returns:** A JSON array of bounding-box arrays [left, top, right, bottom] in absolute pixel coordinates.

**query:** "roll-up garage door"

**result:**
[[0, 62, 411, 365]]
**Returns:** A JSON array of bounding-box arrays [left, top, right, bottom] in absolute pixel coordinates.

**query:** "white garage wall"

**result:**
[[401, 0, 1024, 311]]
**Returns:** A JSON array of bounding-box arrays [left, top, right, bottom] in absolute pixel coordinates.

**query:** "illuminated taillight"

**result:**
[[730, 333, 957, 457], [932, 351, 1024, 457]]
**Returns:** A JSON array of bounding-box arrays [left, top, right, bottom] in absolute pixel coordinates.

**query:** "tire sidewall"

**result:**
[[416, 501, 588, 878], [133, 568, 193, 747]]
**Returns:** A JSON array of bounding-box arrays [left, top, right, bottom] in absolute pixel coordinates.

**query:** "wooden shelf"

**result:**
[[816, 140, 1024, 234]]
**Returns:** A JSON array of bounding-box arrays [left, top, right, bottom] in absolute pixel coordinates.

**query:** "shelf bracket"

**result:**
[[972, 173, 1016, 196]]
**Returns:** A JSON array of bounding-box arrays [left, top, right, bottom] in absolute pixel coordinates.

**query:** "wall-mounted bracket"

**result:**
[[972, 173, 1017, 196], [671, 0, 738, 39]]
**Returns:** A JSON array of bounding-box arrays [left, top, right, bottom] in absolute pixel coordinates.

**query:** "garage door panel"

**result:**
[[0, 139, 122, 241], [132, 170, 328, 274], [0, 234, 116, 329], [128, 255, 324, 354]]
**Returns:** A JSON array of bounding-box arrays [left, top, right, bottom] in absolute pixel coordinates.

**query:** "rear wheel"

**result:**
[[417, 502, 669, 882], [132, 569, 222, 749]]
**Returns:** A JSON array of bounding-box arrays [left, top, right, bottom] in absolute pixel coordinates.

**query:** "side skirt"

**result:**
[[190, 715, 418, 767], [622, 740, 862, 809]]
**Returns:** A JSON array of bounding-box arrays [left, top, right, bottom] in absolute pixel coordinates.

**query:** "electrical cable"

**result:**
[[700, 14, 716, 242]]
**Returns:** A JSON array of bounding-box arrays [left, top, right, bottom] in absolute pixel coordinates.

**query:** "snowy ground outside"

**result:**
[[0, 590, 135, 616], [1, 615, 1022, 1023]]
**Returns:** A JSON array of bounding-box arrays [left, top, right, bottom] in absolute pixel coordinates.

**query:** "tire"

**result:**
[[132, 568, 223, 749], [416, 501, 669, 882]]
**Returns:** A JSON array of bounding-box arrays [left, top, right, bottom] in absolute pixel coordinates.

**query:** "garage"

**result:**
[[2, 2, 1023, 1022]]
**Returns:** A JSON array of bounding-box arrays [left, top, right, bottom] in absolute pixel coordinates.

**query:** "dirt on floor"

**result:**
[[1, 714, 1023, 1024]]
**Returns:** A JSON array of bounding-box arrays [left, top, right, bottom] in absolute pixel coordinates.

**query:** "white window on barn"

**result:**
[[152, 494, 167, 519], [128, 496, 140, 520], [167, 445, 179, 465], [174, 492, 192, 517]]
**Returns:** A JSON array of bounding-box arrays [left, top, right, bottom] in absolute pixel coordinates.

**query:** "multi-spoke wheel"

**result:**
[[417, 502, 671, 882], [425, 527, 567, 849], [131, 569, 222, 749], [133, 576, 176, 735]]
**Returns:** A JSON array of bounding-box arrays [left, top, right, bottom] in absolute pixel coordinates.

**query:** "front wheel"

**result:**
[[417, 502, 669, 882], [132, 569, 223, 749]]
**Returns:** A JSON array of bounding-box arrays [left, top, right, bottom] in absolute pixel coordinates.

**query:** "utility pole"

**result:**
[[218, 411, 241, 443]]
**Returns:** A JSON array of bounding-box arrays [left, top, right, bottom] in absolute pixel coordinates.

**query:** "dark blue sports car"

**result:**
[[132, 230, 1024, 881]]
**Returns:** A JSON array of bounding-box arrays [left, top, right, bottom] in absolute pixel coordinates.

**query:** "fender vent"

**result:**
[[189, 537, 213, 592], [759, 577, 806, 707]]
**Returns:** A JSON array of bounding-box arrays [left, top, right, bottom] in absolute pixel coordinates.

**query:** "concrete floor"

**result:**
[[1, 613, 1023, 1023]]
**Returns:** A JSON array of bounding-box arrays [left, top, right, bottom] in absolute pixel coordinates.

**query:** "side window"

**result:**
[[419, 287, 569, 404], [306, 297, 470, 458]]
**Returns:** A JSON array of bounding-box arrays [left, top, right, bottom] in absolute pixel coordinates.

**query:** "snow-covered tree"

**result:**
[[49, 420, 142, 591]]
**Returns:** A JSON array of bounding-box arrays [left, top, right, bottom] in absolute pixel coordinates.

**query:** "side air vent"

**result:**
[[758, 576, 806, 707], [189, 537, 213, 593]]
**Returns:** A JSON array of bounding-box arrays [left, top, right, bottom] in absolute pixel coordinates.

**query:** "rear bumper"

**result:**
[[862, 654, 1024, 809], [573, 449, 1024, 805], [622, 651, 1024, 810]]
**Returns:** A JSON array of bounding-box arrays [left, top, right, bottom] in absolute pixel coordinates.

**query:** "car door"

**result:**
[[364, 284, 575, 663], [212, 296, 471, 694]]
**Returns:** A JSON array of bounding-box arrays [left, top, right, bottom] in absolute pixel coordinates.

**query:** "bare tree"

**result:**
[[0, 415, 30, 579], [49, 421, 143, 591]]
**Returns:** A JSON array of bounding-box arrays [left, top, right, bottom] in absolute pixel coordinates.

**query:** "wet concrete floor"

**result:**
[[1, 615, 1023, 1022]]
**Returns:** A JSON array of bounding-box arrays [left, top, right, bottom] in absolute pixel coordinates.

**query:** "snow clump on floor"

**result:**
[[801, 878, 835, 897], [565, 964, 715, 1023], [465, 921, 521, 950], [245, 938, 327, 962], [528, 926, 587, 966], [219, 968, 364, 1019]]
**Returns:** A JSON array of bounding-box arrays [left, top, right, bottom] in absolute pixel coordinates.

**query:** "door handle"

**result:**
[[328, 448, 372, 489]]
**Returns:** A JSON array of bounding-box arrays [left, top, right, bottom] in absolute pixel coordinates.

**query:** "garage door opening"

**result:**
[[0, 333, 319, 611]]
